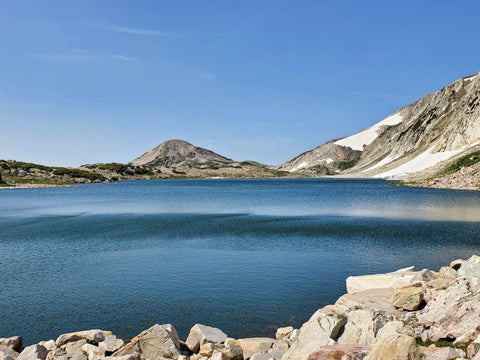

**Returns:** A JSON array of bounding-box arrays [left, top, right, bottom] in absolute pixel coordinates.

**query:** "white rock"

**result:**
[[346, 271, 418, 294], [281, 308, 346, 360], [56, 330, 112, 347], [0, 338, 22, 352], [186, 324, 228, 353], [457, 255, 480, 278], [337, 310, 376, 345]]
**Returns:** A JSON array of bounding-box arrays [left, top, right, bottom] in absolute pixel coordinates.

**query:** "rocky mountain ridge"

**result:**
[[280, 71, 480, 189], [4, 255, 480, 359]]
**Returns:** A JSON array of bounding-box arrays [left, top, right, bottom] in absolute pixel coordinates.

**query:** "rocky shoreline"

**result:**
[[4, 256, 480, 360]]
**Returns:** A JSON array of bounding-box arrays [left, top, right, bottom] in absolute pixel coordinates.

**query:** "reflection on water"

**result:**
[[0, 179, 479, 345]]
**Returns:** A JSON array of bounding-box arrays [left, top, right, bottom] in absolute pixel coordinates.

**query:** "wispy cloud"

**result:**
[[110, 54, 138, 62], [99, 24, 172, 36], [32, 49, 139, 63], [198, 72, 217, 80]]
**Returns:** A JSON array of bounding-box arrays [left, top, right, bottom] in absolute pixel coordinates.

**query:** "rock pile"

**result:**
[[5, 256, 480, 360]]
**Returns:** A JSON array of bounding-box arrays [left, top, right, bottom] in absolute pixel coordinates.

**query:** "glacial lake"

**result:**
[[1, 178, 480, 345]]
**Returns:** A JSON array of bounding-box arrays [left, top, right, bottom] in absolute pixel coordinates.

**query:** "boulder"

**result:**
[[469, 334, 480, 358], [307, 345, 371, 360], [281, 309, 346, 360], [210, 352, 228, 360], [457, 255, 480, 278], [453, 329, 479, 347], [113, 324, 181, 359], [249, 354, 274, 360], [392, 283, 424, 311], [412, 269, 438, 282], [80, 344, 105, 360], [98, 336, 124, 353], [64, 340, 87, 354], [107, 355, 140, 360], [336, 288, 403, 317], [198, 344, 216, 357], [270, 341, 288, 352], [222, 344, 243, 360], [56, 331, 112, 347], [17, 345, 48, 360], [421, 345, 466, 360], [275, 327, 293, 341], [346, 270, 417, 294], [185, 324, 227, 353], [417, 279, 480, 340], [38, 341, 55, 352], [337, 310, 376, 345], [365, 334, 424, 360], [372, 321, 411, 343], [0, 345, 19, 360], [0, 338, 22, 352], [235, 339, 276, 355], [438, 266, 456, 280], [267, 351, 285, 360]]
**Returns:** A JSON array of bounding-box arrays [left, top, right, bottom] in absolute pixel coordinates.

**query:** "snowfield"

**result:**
[[334, 113, 403, 151]]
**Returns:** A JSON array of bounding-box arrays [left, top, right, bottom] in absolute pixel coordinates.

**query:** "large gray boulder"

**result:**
[[17, 345, 48, 360], [0, 338, 22, 352], [186, 324, 227, 353], [281, 308, 346, 360], [113, 324, 181, 360]]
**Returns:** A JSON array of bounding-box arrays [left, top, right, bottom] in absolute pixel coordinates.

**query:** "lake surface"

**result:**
[[1, 178, 480, 345]]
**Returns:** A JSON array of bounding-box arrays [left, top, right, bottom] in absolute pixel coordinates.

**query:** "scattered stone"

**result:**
[[275, 327, 293, 341], [235, 339, 276, 355], [307, 344, 371, 360], [98, 335, 124, 353], [56, 331, 112, 347], [186, 324, 227, 353], [0, 338, 22, 352], [392, 283, 424, 311], [17, 345, 48, 360], [113, 324, 181, 359], [198, 343, 216, 357], [365, 334, 423, 360], [222, 344, 243, 360], [282, 309, 346, 360]]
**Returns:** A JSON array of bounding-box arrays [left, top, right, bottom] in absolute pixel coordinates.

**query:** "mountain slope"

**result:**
[[281, 71, 480, 184], [131, 139, 231, 167]]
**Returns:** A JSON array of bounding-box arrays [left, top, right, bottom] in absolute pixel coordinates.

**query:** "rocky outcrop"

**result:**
[[8, 255, 480, 360], [131, 140, 231, 167]]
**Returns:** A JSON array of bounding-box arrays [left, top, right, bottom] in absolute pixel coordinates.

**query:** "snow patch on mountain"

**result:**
[[334, 113, 403, 151]]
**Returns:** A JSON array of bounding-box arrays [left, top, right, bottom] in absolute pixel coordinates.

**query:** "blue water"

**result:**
[[1, 179, 480, 345]]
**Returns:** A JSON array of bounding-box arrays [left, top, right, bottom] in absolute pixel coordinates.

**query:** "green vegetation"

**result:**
[[442, 151, 480, 175], [415, 337, 467, 353], [338, 159, 359, 170], [388, 181, 418, 187], [53, 168, 106, 181]]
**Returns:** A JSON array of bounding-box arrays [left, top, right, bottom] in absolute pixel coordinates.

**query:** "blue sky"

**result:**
[[1, 1, 479, 166]]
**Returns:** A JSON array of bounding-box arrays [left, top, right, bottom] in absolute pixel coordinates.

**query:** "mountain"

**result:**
[[280, 71, 480, 187], [131, 139, 230, 167]]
